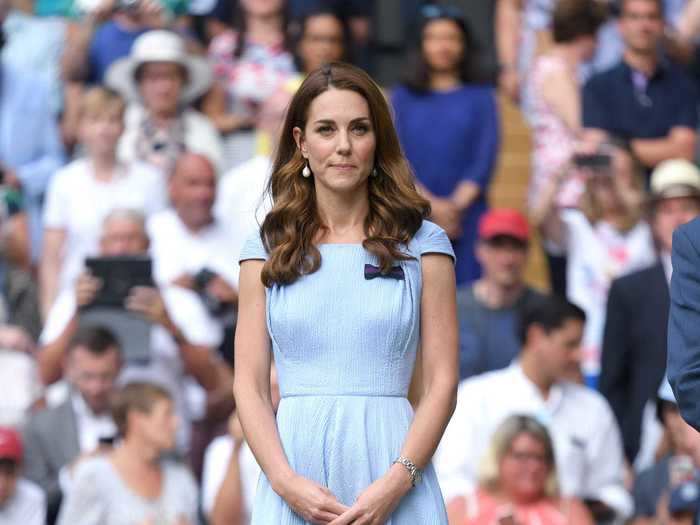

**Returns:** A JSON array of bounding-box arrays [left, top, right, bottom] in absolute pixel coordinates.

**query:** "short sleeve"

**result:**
[[43, 168, 71, 229], [239, 232, 268, 263], [413, 220, 455, 262]]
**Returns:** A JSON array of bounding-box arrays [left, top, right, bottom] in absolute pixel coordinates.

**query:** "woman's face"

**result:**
[[422, 19, 465, 74], [499, 433, 552, 503], [588, 173, 623, 214], [298, 14, 345, 74], [133, 398, 179, 451], [240, 0, 283, 17], [138, 62, 185, 118], [80, 109, 124, 158], [294, 88, 376, 196]]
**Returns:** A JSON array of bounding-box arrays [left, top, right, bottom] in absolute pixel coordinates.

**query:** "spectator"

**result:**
[[583, 0, 698, 172], [292, 7, 350, 75], [0, 326, 42, 428], [436, 295, 632, 522], [204, 0, 296, 170], [0, 0, 65, 260], [23, 326, 120, 522], [56, 382, 199, 525], [38, 209, 221, 451], [40, 87, 167, 320], [106, 29, 223, 174], [600, 159, 700, 466], [533, 152, 655, 383], [446, 415, 594, 524], [392, 5, 499, 285], [0, 428, 46, 525], [457, 209, 545, 380], [148, 153, 242, 359]]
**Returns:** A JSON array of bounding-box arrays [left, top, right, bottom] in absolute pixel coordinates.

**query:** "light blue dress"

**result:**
[[239, 220, 453, 524]]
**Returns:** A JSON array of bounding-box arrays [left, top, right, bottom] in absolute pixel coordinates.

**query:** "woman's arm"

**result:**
[[540, 64, 581, 132], [201, 83, 255, 135], [528, 166, 567, 249], [39, 228, 66, 321], [331, 253, 459, 524], [234, 260, 349, 524]]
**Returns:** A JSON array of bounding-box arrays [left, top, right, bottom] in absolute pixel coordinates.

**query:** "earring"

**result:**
[[371, 167, 378, 177], [302, 163, 311, 178]]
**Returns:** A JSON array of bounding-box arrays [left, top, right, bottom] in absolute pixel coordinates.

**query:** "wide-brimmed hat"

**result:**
[[649, 159, 700, 203], [105, 30, 213, 105]]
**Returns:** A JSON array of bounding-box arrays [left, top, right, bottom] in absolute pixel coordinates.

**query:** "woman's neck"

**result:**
[[315, 186, 370, 243], [90, 154, 118, 182], [246, 13, 283, 47], [429, 71, 461, 92], [550, 43, 584, 70]]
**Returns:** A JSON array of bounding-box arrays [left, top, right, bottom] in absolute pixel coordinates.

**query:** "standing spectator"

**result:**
[[56, 382, 199, 525], [436, 295, 633, 522], [0, 0, 65, 260], [106, 30, 224, 174], [533, 153, 655, 383], [0, 428, 45, 525], [392, 6, 499, 285], [583, 0, 698, 172], [204, 0, 296, 170], [23, 326, 120, 522], [600, 159, 700, 466], [40, 87, 167, 320], [447, 415, 594, 524], [457, 209, 545, 380], [293, 7, 350, 75]]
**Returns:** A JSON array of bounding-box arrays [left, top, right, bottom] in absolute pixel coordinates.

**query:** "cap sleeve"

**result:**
[[413, 220, 455, 262], [239, 232, 269, 263]]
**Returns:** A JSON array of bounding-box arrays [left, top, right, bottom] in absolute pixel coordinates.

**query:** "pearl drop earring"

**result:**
[[302, 163, 311, 178]]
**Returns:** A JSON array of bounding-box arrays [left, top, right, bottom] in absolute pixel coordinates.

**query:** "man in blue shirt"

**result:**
[[583, 0, 698, 171]]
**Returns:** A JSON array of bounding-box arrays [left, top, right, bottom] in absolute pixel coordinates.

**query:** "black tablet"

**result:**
[[84, 256, 154, 308]]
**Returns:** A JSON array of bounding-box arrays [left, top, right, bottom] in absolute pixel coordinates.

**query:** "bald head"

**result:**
[[169, 153, 216, 231]]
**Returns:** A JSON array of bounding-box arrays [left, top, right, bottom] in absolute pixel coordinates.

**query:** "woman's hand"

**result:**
[[277, 474, 349, 524], [430, 197, 462, 240], [329, 464, 412, 525]]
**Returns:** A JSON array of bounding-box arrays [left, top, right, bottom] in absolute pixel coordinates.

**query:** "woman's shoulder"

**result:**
[[411, 220, 455, 262], [239, 230, 268, 263], [72, 455, 114, 484], [52, 157, 89, 185]]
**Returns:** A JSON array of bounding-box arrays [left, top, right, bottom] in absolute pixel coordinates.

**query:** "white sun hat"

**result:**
[[105, 30, 213, 105]]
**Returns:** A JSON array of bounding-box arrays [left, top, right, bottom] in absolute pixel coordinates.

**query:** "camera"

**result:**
[[193, 268, 233, 317]]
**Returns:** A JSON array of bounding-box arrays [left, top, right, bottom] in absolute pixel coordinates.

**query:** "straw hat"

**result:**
[[105, 30, 212, 105]]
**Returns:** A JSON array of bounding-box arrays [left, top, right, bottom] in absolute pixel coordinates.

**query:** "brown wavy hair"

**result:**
[[260, 62, 430, 287]]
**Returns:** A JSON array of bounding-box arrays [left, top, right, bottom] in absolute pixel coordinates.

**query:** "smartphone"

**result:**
[[572, 153, 612, 170]]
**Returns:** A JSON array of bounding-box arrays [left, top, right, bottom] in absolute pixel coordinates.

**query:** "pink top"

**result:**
[[463, 490, 571, 525], [528, 54, 584, 210]]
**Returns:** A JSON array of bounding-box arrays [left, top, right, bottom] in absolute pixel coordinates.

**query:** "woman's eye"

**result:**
[[316, 126, 334, 135], [352, 124, 370, 135]]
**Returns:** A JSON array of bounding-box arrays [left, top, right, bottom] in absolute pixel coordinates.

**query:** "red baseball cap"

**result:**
[[0, 428, 22, 462], [478, 209, 530, 242]]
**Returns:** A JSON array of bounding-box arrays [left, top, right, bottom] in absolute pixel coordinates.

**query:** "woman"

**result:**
[[528, 0, 607, 294], [235, 62, 458, 524], [40, 86, 166, 319], [532, 153, 655, 385], [447, 415, 594, 524], [293, 7, 350, 75], [205, 0, 297, 170], [391, 6, 499, 285], [57, 382, 199, 525]]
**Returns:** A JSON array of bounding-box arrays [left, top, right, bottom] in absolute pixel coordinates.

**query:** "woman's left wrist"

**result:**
[[387, 463, 414, 494]]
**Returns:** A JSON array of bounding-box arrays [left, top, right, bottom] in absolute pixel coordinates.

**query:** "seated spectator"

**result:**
[[204, 0, 296, 170], [457, 209, 545, 380], [392, 5, 499, 285], [0, 326, 42, 428], [533, 151, 655, 384], [292, 7, 350, 76], [583, 0, 698, 172], [201, 364, 278, 525], [40, 87, 167, 319], [632, 379, 700, 524], [38, 209, 221, 451], [23, 326, 120, 522], [0, 2, 65, 260], [436, 295, 632, 522], [148, 153, 242, 361], [447, 415, 594, 524], [57, 382, 199, 525], [600, 159, 700, 466], [0, 427, 45, 525], [106, 30, 223, 174]]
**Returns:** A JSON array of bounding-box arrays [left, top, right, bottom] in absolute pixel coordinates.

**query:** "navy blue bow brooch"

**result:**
[[364, 264, 405, 281]]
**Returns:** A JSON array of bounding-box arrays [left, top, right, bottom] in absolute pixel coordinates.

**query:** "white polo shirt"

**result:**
[[0, 479, 45, 525], [435, 363, 633, 519]]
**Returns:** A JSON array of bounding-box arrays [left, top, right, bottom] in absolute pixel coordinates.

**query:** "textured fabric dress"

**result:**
[[239, 220, 453, 524]]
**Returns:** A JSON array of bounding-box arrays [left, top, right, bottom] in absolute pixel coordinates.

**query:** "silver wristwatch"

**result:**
[[393, 456, 422, 487]]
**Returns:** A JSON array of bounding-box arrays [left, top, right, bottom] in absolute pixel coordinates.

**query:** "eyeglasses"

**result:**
[[421, 4, 465, 23]]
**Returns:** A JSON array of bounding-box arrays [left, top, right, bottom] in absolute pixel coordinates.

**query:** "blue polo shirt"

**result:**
[[583, 60, 699, 140]]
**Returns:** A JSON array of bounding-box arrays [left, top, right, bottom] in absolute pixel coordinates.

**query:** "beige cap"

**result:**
[[650, 159, 700, 201]]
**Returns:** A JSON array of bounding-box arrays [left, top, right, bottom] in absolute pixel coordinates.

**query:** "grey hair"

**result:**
[[477, 414, 560, 498], [102, 208, 147, 231]]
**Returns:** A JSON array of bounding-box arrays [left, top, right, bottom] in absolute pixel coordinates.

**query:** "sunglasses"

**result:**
[[421, 4, 465, 23]]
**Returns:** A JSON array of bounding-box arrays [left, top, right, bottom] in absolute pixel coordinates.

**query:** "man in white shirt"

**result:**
[[22, 327, 120, 522], [0, 427, 45, 525], [435, 294, 633, 522]]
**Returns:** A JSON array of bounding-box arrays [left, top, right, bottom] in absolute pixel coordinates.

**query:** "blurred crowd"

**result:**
[[1, 0, 700, 523]]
